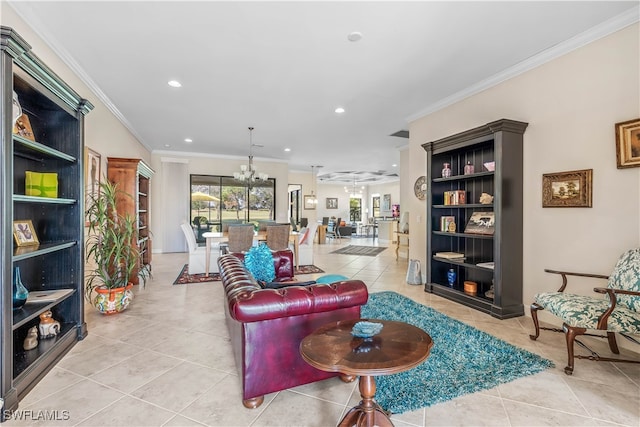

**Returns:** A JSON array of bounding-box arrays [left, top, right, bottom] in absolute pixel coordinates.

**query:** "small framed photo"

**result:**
[[326, 197, 338, 209], [542, 169, 593, 208], [303, 195, 316, 210], [13, 220, 39, 246], [615, 118, 640, 168]]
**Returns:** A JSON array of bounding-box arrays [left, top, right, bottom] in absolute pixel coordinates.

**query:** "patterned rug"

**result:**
[[329, 245, 387, 256], [173, 264, 325, 285], [361, 291, 553, 414]]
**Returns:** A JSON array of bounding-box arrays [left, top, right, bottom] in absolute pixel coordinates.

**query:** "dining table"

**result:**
[[202, 230, 300, 277]]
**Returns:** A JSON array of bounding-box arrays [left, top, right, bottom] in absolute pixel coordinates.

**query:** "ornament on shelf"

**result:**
[[38, 310, 61, 338], [13, 266, 29, 310], [479, 192, 494, 204], [23, 326, 39, 351], [447, 269, 456, 287], [441, 163, 452, 178]]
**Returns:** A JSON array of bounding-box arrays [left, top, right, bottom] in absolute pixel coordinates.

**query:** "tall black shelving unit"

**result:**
[[423, 119, 528, 319], [1, 26, 93, 415]]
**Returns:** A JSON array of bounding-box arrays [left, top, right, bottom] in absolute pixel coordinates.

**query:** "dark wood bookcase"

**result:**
[[422, 119, 528, 319], [1, 26, 93, 414], [107, 157, 154, 284]]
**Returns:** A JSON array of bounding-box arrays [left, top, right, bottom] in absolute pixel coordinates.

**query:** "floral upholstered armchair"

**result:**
[[530, 248, 640, 375]]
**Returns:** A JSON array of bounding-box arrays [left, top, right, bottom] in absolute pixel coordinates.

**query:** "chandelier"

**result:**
[[309, 165, 321, 204], [234, 127, 268, 186], [344, 175, 363, 198]]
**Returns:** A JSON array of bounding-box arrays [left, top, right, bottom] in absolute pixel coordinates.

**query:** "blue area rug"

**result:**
[[361, 291, 553, 414]]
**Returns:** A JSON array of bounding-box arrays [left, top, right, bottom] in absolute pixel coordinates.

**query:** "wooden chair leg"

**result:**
[[562, 323, 586, 375], [529, 302, 543, 340], [607, 332, 620, 354]]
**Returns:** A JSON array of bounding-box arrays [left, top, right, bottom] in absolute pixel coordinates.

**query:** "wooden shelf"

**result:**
[[423, 119, 527, 319], [2, 25, 92, 415]]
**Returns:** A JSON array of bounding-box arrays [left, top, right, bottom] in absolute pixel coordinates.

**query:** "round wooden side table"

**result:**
[[300, 319, 433, 427]]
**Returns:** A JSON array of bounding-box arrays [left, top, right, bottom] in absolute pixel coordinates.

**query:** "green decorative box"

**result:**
[[25, 171, 58, 198]]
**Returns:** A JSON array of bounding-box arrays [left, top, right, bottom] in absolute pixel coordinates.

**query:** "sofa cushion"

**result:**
[[244, 244, 276, 282], [261, 280, 316, 289]]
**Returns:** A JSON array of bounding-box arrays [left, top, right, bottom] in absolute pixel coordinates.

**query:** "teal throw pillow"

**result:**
[[315, 274, 348, 284], [244, 244, 276, 282]]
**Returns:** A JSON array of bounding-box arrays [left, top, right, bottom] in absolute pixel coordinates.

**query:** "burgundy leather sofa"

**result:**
[[218, 250, 369, 408]]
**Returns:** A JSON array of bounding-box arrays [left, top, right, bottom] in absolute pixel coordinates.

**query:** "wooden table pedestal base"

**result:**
[[339, 375, 393, 427]]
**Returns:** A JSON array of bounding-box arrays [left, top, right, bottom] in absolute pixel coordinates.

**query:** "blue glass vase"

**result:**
[[13, 266, 29, 310], [447, 268, 456, 287]]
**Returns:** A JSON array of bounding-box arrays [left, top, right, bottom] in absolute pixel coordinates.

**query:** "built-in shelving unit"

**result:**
[[1, 26, 93, 415], [107, 158, 154, 284], [422, 119, 528, 319]]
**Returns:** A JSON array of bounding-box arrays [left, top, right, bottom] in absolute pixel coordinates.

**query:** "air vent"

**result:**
[[390, 130, 409, 138]]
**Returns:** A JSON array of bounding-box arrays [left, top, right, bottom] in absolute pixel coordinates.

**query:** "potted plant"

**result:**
[[85, 179, 150, 314]]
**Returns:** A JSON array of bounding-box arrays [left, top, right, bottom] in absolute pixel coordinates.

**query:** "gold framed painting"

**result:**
[[13, 219, 39, 246], [615, 118, 640, 168], [542, 169, 592, 208]]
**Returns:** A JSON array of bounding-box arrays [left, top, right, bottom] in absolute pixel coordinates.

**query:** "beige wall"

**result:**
[[408, 24, 640, 325]]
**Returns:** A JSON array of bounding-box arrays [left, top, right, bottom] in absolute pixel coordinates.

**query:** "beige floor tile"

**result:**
[[179, 375, 271, 426], [565, 376, 640, 425], [88, 349, 182, 393], [289, 376, 357, 406], [76, 396, 175, 426], [163, 414, 207, 426], [424, 393, 510, 426], [8, 379, 124, 426], [131, 361, 227, 412], [18, 367, 84, 407], [502, 400, 602, 426], [251, 389, 345, 427], [56, 340, 144, 377]]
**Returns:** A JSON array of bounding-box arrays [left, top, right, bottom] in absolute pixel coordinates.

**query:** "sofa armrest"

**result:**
[[229, 280, 369, 323]]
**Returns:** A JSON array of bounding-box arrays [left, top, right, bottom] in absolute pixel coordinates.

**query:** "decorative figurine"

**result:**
[[464, 161, 475, 175], [38, 310, 61, 338], [447, 269, 456, 287], [23, 326, 38, 351], [479, 192, 494, 204], [441, 163, 452, 178]]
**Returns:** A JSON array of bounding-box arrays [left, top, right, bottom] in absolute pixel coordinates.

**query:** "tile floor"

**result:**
[[6, 237, 639, 426]]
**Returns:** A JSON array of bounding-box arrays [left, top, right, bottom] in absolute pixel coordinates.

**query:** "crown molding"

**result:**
[[406, 5, 639, 123]]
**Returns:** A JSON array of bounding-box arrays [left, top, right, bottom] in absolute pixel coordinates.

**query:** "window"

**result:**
[[372, 196, 380, 218], [190, 175, 275, 231], [350, 198, 361, 222]]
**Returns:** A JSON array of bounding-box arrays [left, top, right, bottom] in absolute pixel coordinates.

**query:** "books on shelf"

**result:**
[[464, 211, 495, 235], [444, 190, 466, 205], [440, 216, 456, 232], [476, 261, 495, 270], [434, 251, 465, 259]]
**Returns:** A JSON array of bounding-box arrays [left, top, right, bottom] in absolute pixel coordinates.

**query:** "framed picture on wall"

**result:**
[[615, 118, 640, 168], [326, 198, 338, 209], [542, 169, 592, 208], [85, 147, 101, 225], [304, 195, 316, 210], [382, 194, 391, 211]]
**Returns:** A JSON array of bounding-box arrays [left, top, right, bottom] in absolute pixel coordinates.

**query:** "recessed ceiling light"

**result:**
[[184, 138, 193, 143], [167, 80, 182, 88], [284, 148, 291, 152], [347, 31, 363, 42], [392, 164, 397, 167], [335, 107, 345, 114], [164, 144, 171, 148]]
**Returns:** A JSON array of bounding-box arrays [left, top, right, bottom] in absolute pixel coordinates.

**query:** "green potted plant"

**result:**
[[85, 179, 150, 314]]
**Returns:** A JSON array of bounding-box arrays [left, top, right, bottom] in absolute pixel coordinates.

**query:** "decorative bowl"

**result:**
[[483, 161, 495, 172], [351, 321, 384, 338]]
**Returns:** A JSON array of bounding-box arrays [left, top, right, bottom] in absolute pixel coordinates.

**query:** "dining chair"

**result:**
[[180, 222, 220, 274], [266, 224, 291, 251], [226, 224, 255, 253]]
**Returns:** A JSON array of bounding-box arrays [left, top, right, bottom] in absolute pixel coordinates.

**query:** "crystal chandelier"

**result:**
[[234, 127, 268, 186]]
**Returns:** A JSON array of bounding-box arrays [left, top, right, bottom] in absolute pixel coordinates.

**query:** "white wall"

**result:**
[[408, 24, 640, 326]]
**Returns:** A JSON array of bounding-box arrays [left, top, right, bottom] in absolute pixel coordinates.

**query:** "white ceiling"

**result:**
[[7, 1, 638, 184]]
